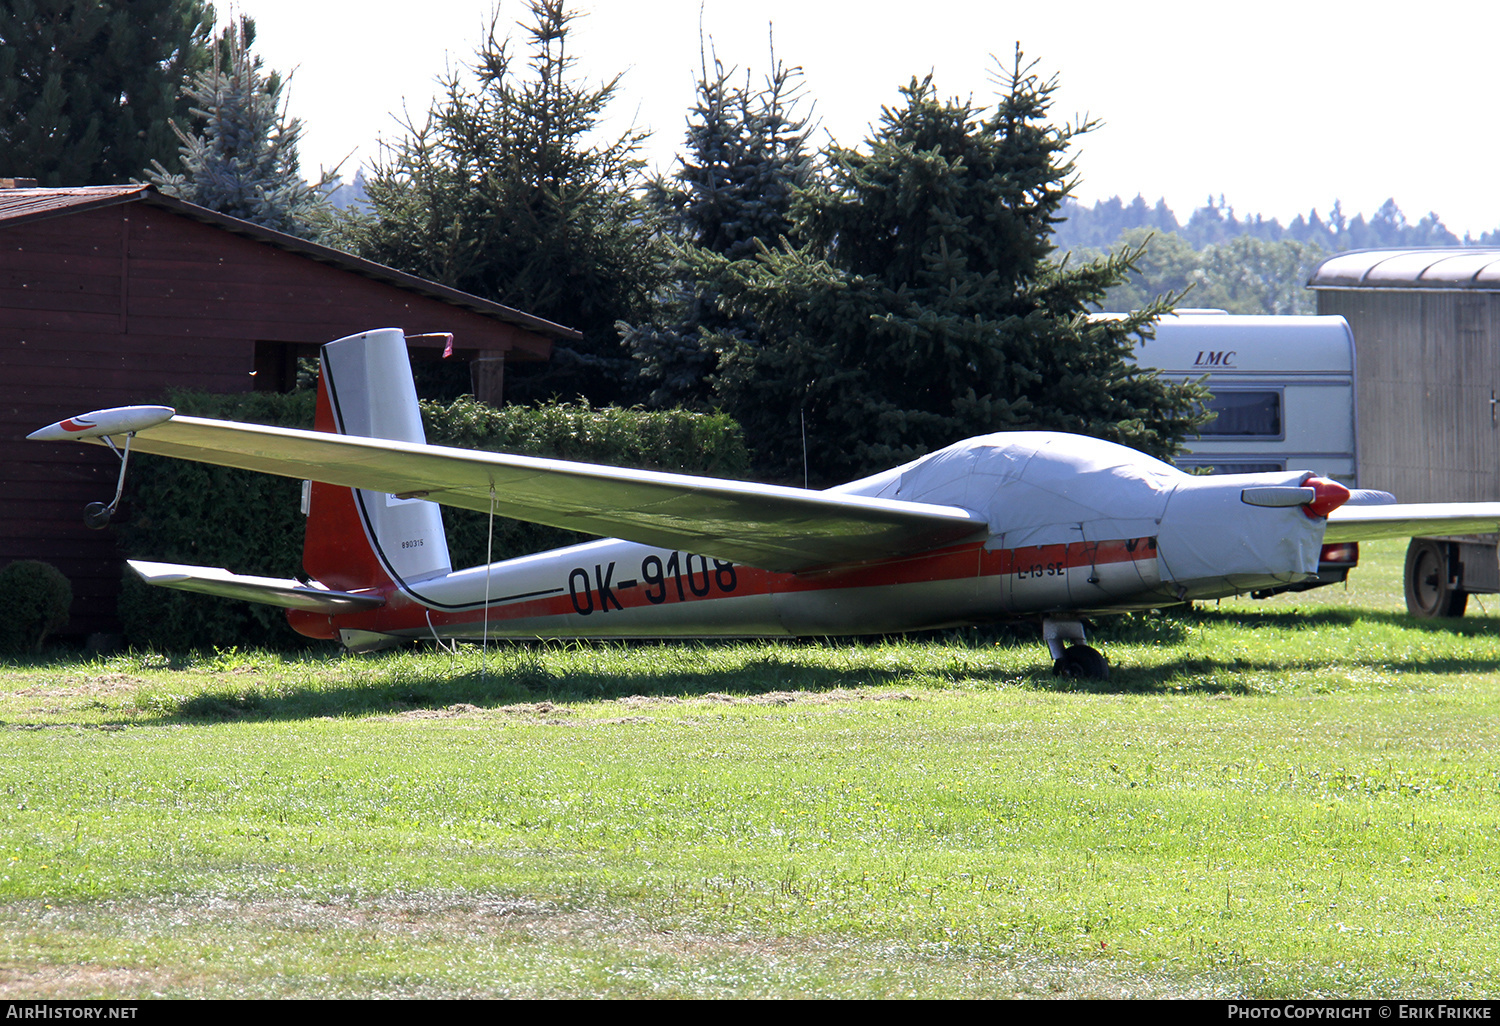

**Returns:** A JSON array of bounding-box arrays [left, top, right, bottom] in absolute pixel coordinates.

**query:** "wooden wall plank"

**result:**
[[1324, 289, 1500, 502], [0, 196, 557, 639]]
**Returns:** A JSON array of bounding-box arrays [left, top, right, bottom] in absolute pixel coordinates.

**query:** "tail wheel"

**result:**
[[1404, 539, 1467, 619]]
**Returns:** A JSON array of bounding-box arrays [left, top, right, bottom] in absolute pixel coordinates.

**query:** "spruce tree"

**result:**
[[622, 45, 812, 407], [0, 0, 214, 185], [148, 18, 332, 239], [708, 50, 1209, 484], [671, 47, 811, 262], [332, 0, 661, 404]]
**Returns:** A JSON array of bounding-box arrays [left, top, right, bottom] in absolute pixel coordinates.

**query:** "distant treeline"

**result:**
[[1053, 196, 1500, 316], [1054, 195, 1498, 254]]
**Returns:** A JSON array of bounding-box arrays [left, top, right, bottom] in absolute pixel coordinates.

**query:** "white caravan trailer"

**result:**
[[1133, 312, 1361, 592], [1136, 312, 1359, 480]]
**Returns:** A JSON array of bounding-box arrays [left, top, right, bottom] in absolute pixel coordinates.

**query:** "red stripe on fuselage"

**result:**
[[330, 535, 1160, 636], [980, 536, 1156, 576]]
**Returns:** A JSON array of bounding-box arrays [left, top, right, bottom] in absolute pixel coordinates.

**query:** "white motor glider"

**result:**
[[30, 329, 1500, 678]]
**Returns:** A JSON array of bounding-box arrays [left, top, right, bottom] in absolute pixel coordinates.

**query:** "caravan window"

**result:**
[[1178, 459, 1287, 476], [1201, 390, 1282, 437]]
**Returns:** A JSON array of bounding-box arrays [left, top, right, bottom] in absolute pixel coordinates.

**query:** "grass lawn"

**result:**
[[1, 539, 1497, 998]]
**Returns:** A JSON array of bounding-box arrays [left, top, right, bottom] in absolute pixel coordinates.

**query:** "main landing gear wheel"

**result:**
[[1053, 644, 1109, 681], [1404, 539, 1467, 619]]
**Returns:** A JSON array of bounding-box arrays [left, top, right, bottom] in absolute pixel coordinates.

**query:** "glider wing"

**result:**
[[33, 412, 987, 573], [1323, 503, 1500, 543]]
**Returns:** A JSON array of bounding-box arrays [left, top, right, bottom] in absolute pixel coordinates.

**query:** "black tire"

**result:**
[[1404, 539, 1468, 619], [83, 501, 112, 530], [1053, 644, 1110, 680]]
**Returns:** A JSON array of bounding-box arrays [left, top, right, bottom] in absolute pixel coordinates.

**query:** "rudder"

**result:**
[[301, 328, 454, 593]]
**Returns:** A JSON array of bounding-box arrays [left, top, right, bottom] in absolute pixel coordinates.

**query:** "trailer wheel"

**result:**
[[1405, 539, 1468, 619]]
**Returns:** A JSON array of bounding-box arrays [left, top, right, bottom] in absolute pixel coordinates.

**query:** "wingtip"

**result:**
[[28, 405, 175, 442]]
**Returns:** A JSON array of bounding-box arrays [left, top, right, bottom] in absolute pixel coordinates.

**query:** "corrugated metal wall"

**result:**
[[1316, 289, 1500, 502]]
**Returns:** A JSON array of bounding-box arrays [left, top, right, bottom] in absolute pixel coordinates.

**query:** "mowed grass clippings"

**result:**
[[0, 539, 1497, 998]]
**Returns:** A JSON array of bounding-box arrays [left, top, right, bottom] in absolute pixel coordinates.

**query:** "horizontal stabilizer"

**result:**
[[1324, 503, 1500, 543], [127, 560, 386, 614], [55, 414, 989, 573]]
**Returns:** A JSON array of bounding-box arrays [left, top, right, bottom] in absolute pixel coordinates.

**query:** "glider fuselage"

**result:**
[[285, 427, 1328, 651], [296, 532, 1170, 646]]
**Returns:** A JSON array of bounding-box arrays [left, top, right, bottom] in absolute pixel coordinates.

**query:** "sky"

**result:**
[[238, 0, 1500, 238]]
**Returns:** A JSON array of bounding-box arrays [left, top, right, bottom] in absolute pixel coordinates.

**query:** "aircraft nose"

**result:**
[[1162, 473, 1331, 590], [1302, 476, 1350, 518]]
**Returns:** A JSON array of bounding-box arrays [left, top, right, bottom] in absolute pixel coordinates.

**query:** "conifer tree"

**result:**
[[148, 17, 331, 239], [622, 44, 812, 407], [708, 50, 1208, 483], [0, 0, 214, 185], [333, 0, 660, 404], [671, 46, 811, 262]]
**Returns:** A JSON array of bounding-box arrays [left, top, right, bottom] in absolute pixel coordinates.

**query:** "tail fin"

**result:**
[[301, 328, 454, 593]]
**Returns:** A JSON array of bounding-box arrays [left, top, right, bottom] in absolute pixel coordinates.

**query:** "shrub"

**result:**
[[0, 560, 73, 654], [422, 397, 751, 568]]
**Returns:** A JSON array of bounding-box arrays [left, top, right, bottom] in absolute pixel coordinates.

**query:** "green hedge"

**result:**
[[116, 391, 750, 652], [115, 391, 316, 651], [423, 397, 750, 570]]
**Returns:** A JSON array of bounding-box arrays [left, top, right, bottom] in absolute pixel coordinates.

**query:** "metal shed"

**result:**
[[1310, 248, 1500, 614], [1309, 248, 1500, 504]]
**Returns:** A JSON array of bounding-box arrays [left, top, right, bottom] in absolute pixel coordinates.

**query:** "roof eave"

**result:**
[[137, 191, 584, 341], [0, 184, 584, 342]]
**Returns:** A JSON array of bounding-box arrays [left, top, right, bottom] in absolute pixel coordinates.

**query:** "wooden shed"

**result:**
[[1, 183, 581, 639], [1309, 248, 1500, 503], [1310, 248, 1500, 614]]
